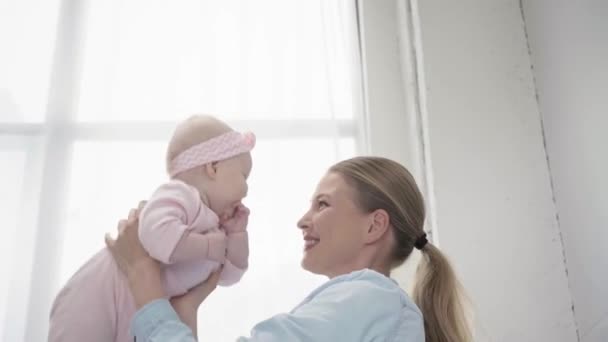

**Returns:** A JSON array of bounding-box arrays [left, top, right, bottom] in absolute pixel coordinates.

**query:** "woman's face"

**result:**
[[297, 172, 372, 278]]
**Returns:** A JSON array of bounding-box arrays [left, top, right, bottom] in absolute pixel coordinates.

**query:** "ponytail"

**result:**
[[413, 243, 473, 342], [329, 157, 473, 341]]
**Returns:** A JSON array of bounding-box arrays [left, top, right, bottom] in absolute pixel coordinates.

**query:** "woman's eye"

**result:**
[[318, 201, 329, 209]]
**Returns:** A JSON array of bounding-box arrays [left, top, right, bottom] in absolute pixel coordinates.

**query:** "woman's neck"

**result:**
[[325, 252, 391, 279]]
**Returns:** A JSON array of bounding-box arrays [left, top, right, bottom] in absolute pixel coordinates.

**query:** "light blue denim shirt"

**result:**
[[132, 269, 424, 341]]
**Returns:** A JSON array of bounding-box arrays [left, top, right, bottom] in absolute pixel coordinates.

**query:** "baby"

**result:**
[[49, 115, 254, 342]]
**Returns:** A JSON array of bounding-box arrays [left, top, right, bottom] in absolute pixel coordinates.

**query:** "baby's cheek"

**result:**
[[237, 181, 247, 198]]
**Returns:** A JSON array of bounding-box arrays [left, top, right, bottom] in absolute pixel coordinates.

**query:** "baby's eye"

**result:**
[[318, 200, 329, 209]]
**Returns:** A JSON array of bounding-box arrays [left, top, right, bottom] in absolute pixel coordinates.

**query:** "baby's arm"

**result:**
[[225, 231, 249, 269], [218, 233, 248, 286], [139, 181, 226, 264], [171, 230, 226, 263], [218, 205, 250, 286]]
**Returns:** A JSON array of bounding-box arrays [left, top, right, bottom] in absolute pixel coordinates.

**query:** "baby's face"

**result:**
[[208, 152, 252, 221]]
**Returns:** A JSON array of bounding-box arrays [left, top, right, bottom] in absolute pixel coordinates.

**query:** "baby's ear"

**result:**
[[204, 161, 219, 179]]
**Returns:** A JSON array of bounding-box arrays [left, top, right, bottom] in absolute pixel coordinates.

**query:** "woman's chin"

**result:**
[[301, 256, 322, 275], [301, 253, 312, 267]]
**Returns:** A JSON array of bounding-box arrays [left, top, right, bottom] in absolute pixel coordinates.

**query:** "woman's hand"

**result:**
[[105, 201, 164, 308], [105, 201, 152, 274], [170, 269, 223, 337]]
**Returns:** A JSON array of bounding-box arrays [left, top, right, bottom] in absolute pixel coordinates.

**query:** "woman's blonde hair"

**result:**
[[330, 156, 473, 342]]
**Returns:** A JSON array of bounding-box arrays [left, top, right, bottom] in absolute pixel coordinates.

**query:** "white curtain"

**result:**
[[0, 0, 363, 341]]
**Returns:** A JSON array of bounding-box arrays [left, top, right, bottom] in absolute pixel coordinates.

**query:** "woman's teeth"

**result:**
[[304, 239, 319, 250]]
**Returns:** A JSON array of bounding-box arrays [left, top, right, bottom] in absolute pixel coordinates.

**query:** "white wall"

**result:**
[[357, 0, 427, 287], [415, 1, 578, 340], [522, 1, 608, 341]]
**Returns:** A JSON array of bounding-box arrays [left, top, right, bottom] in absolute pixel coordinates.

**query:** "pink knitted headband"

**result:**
[[169, 131, 255, 177]]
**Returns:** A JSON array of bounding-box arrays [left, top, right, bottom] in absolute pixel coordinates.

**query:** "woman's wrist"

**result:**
[[171, 298, 199, 334], [127, 258, 164, 309], [171, 296, 199, 315]]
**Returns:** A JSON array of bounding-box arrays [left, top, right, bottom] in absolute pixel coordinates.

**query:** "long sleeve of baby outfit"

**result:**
[[218, 231, 249, 286], [139, 180, 225, 264]]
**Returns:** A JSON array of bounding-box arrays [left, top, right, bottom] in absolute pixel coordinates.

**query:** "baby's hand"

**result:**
[[221, 204, 250, 234]]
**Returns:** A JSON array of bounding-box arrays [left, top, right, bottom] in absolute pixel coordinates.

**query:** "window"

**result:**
[[1, 0, 375, 340], [0, 140, 28, 340], [0, 0, 61, 122]]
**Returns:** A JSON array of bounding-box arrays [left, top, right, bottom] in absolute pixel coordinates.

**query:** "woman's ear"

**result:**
[[363, 209, 390, 244], [204, 161, 219, 179]]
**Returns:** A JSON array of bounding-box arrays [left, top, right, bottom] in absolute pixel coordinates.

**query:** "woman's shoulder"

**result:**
[[295, 269, 424, 340], [343, 269, 414, 294], [244, 269, 424, 342], [302, 268, 422, 316]]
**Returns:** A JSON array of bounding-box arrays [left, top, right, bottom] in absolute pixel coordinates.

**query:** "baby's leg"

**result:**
[[48, 250, 118, 342]]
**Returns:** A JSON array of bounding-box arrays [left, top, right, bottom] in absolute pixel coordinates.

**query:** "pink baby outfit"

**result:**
[[48, 181, 249, 342], [140, 179, 249, 296], [49, 130, 254, 342]]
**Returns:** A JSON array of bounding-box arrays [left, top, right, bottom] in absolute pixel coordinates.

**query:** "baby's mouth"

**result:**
[[220, 206, 238, 222]]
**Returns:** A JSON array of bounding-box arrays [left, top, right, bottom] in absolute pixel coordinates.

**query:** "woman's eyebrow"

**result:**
[[312, 193, 330, 202]]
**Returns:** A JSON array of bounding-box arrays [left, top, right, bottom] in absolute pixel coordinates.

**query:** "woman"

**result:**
[[106, 156, 472, 341]]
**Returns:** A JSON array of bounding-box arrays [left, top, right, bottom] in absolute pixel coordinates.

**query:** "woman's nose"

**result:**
[[297, 210, 311, 230]]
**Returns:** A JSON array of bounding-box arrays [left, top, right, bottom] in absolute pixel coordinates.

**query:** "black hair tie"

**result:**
[[414, 233, 428, 250]]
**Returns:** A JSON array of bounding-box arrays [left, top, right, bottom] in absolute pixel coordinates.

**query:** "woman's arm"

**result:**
[[105, 202, 221, 341], [128, 271, 221, 341], [168, 269, 222, 337]]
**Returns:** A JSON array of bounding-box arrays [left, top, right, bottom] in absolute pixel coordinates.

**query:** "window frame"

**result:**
[[0, 0, 432, 340]]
